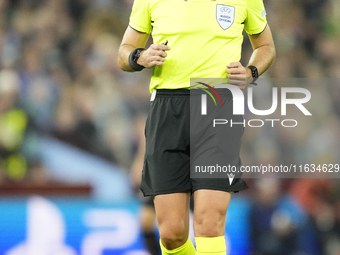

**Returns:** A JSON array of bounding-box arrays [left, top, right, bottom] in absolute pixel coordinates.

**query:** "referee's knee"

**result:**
[[194, 210, 226, 237], [159, 220, 188, 250]]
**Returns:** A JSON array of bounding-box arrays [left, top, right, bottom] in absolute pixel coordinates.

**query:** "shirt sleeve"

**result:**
[[244, 0, 267, 35], [129, 0, 152, 34]]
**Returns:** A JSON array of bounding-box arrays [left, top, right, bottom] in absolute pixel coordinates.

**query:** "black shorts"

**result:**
[[141, 89, 248, 196], [141, 195, 154, 207]]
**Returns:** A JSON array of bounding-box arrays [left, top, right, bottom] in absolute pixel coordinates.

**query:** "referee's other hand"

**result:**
[[226, 62, 252, 90], [137, 44, 171, 68]]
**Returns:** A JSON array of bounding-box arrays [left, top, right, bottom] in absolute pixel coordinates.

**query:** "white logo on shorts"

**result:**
[[227, 173, 235, 185]]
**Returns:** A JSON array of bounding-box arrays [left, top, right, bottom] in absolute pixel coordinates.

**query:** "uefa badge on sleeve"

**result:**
[[261, 8, 267, 19]]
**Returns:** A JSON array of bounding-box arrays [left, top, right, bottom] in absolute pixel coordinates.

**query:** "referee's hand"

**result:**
[[226, 62, 253, 90], [137, 44, 170, 68]]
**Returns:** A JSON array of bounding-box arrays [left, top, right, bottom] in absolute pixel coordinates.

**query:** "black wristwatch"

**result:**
[[247, 65, 259, 84], [129, 48, 145, 71]]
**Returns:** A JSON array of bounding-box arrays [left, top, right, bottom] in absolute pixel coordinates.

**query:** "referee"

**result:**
[[118, 0, 275, 254]]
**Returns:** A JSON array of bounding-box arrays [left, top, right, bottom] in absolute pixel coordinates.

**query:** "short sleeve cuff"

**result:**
[[129, 22, 152, 34], [246, 22, 267, 35]]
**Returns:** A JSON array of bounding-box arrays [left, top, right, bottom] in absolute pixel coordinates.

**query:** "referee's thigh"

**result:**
[[154, 192, 190, 250]]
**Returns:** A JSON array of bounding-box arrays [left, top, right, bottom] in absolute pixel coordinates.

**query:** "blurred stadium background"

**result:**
[[0, 0, 339, 254]]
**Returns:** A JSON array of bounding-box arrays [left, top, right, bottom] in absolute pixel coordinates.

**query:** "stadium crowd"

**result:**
[[0, 0, 339, 254]]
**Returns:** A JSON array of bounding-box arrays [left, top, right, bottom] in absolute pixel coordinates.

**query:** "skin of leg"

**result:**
[[141, 205, 156, 232], [154, 192, 190, 250], [194, 190, 232, 237]]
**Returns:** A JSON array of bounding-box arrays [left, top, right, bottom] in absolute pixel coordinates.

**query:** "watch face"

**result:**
[[133, 50, 139, 62], [129, 48, 145, 71], [134, 49, 143, 62], [249, 66, 258, 79]]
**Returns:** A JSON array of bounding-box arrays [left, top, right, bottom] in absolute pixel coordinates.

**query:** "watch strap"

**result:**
[[247, 65, 259, 85], [129, 48, 145, 71]]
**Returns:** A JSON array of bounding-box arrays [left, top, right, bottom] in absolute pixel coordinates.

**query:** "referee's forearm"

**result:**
[[248, 43, 276, 76], [118, 44, 136, 72]]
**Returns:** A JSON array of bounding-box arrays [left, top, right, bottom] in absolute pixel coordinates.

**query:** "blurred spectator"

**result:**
[[0, 68, 51, 185], [291, 179, 340, 255], [249, 179, 312, 255], [249, 178, 326, 255], [0, 69, 28, 182]]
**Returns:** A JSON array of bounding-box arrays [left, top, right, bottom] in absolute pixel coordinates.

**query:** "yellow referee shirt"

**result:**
[[129, 0, 267, 92]]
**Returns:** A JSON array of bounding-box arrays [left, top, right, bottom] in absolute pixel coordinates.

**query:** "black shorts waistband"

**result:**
[[154, 88, 233, 97], [155, 89, 190, 95]]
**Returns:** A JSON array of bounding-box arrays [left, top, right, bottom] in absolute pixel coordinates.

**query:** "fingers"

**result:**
[[141, 43, 170, 68], [150, 44, 170, 58], [228, 73, 246, 79], [151, 61, 165, 66], [150, 43, 171, 51], [150, 55, 166, 62], [226, 62, 250, 90], [226, 62, 245, 75], [160, 51, 168, 57], [150, 56, 166, 66], [229, 78, 247, 89], [227, 67, 246, 79], [227, 62, 242, 68], [227, 69, 245, 75]]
